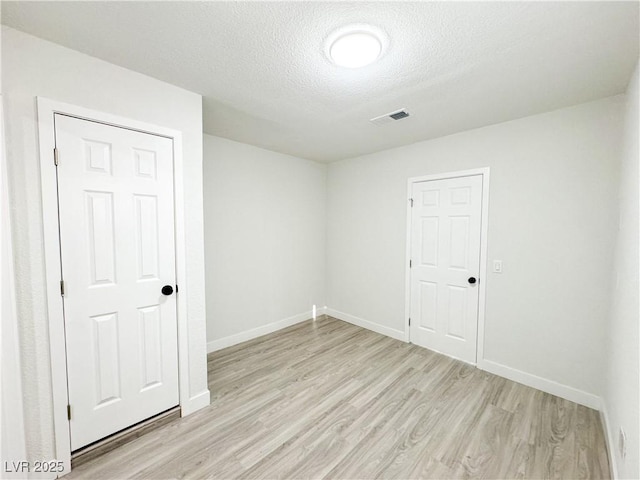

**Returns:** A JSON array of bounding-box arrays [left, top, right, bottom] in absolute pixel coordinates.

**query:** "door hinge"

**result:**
[[54, 147, 59, 166], [67, 405, 71, 420], [409, 259, 412, 268], [60, 280, 65, 297], [409, 318, 411, 326], [410, 198, 413, 207]]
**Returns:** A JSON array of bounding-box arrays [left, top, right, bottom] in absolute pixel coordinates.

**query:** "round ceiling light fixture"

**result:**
[[326, 25, 385, 68]]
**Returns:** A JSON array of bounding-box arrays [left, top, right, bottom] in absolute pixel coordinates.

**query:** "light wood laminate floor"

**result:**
[[68, 316, 610, 479]]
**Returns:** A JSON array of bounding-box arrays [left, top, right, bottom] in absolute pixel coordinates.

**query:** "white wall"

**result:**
[[1, 93, 28, 478], [203, 135, 326, 350], [2, 27, 209, 467], [604, 59, 639, 479], [327, 96, 623, 403]]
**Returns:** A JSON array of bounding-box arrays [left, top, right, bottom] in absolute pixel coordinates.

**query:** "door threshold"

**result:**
[[71, 406, 180, 469]]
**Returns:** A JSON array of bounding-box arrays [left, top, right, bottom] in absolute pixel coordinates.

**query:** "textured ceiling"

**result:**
[[2, 1, 639, 162]]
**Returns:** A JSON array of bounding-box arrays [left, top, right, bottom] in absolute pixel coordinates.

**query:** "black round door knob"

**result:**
[[468, 277, 477, 284], [161, 285, 174, 296]]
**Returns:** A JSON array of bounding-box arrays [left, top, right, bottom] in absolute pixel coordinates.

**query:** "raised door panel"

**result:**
[[421, 189, 440, 207], [134, 195, 160, 281], [84, 140, 112, 175], [445, 285, 467, 340], [133, 149, 157, 180], [420, 217, 439, 267], [85, 191, 117, 287], [91, 312, 121, 408], [138, 306, 163, 392], [418, 281, 438, 331], [448, 216, 470, 271]]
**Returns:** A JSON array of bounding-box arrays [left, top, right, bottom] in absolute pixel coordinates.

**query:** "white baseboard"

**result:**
[[599, 399, 619, 479], [207, 310, 314, 353], [181, 389, 211, 416], [325, 308, 406, 342], [478, 358, 600, 409]]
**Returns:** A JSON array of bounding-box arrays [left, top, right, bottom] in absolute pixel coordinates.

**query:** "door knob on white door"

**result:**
[[161, 285, 174, 295]]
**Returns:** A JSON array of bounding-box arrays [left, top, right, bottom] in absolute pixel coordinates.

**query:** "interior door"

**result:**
[[409, 174, 483, 364], [55, 114, 179, 450]]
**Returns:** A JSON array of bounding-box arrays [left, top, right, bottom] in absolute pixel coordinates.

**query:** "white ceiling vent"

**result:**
[[370, 109, 410, 125]]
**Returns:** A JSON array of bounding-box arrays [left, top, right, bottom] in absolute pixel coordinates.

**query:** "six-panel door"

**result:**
[[409, 175, 483, 364], [55, 115, 179, 450]]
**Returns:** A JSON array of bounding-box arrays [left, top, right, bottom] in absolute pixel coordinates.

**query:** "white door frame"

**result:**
[[37, 97, 190, 475], [404, 168, 490, 365]]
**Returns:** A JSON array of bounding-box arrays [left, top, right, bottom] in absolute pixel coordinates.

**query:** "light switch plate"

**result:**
[[493, 260, 503, 273]]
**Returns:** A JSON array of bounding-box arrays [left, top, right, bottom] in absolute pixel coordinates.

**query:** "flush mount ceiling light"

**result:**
[[326, 25, 386, 68]]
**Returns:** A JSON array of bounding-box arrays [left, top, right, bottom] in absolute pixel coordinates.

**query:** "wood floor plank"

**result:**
[[67, 316, 610, 479]]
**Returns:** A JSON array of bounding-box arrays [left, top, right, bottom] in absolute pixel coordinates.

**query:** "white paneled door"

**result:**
[[409, 175, 483, 364], [55, 115, 179, 450]]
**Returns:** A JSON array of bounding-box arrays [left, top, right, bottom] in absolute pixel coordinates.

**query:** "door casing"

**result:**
[[404, 168, 490, 365], [37, 98, 190, 476]]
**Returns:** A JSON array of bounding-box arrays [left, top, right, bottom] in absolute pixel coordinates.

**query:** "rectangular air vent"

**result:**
[[389, 110, 409, 120], [370, 109, 410, 125]]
